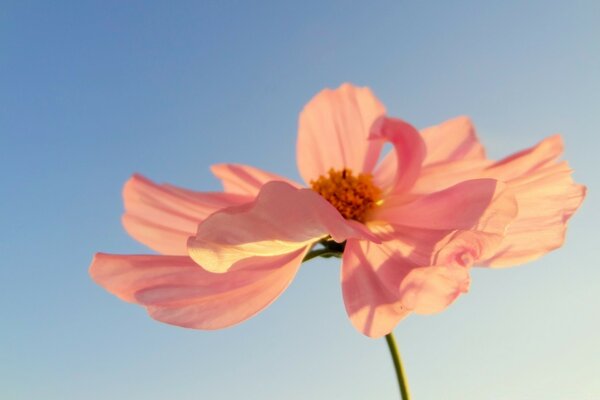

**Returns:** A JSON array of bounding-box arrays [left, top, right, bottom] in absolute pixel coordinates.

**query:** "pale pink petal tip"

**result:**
[[89, 250, 305, 330]]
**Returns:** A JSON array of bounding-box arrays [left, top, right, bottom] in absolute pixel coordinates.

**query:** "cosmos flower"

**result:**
[[90, 84, 585, 338]]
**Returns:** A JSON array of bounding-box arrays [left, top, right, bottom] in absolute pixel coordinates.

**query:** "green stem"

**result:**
[[302, 248, 342, 262], [385, 332, 411, 400]]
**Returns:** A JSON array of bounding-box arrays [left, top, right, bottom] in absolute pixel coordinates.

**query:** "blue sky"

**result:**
[[1, 1, 598, 399]]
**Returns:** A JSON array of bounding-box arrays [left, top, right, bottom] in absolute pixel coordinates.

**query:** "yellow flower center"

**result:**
[[310, 168, 381, 222]]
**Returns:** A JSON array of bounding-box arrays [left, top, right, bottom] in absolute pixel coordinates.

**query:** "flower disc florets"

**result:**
[[310, 168, 381, 222]]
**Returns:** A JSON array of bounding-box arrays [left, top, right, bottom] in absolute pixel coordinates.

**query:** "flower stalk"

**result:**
[[303, 249, 411, 400], [385, 332, 411, 400]]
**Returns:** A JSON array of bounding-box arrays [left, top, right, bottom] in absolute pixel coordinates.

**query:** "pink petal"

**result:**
[[341, 239, 470, 338], [123, 174, 250, 255], [89, 249, 305, 330], [420, 116, 486, 166], [187, 181, 375, 273], [211, 163, 301, 196], [481, 162, 586, 266], [371, 117, 426, 195], [297, 83, 386, 184], [372, 179, 517, 235]]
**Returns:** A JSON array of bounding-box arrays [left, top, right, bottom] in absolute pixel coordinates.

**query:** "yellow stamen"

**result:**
[[310, 168, 381, 222]]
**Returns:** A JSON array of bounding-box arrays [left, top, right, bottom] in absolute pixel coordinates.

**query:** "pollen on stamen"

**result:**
[[310, 168, 381, 222]]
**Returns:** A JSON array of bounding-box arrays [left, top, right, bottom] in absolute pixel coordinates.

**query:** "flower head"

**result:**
[[90, 83, 585, 338]]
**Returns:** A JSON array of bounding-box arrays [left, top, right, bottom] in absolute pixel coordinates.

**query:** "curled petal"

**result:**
[[211, 163, 301, 196], [434, 230, 504, 267], [89, 249, 305, 330], [297, 83, 386, 184], [123, 174, 250, 255], [371, 117, 426, 195], [420, 116, 486, 165], [188, 181, 375, 273]]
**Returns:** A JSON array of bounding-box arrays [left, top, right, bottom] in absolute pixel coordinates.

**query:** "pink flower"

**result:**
[[90, 84, 585, 338]]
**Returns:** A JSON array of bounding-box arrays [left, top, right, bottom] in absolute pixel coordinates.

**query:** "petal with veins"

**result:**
[[297, 83, 386, 184], [90, 249, 305, 330], [123, 174, 250, 255]]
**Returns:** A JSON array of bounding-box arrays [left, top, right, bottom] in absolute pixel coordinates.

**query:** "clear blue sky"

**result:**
[[1, 1, 598, 399]]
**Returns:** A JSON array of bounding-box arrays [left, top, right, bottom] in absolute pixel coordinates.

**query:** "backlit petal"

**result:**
[[89, 249, 305, 330], [187, 181, 374, 273], [123, 174, 250, 255], [211, 163, 301, 196], [297, 83, 386, 184]]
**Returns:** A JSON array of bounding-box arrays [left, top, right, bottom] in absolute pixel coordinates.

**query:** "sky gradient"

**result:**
[[2, 1, 598, 399]]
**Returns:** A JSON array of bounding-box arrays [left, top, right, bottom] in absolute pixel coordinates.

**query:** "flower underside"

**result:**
[[310, 168, 381, 222]]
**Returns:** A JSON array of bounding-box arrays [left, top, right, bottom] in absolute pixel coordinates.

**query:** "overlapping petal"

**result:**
[[341, 239, 471, 338], [187, 181, 378, 273], [297, 84, 386, 184], [123, 174, 250, 255], [89, 250, 305, 330], [410, 133, 585, 268], [372, 179, 517, 235]]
